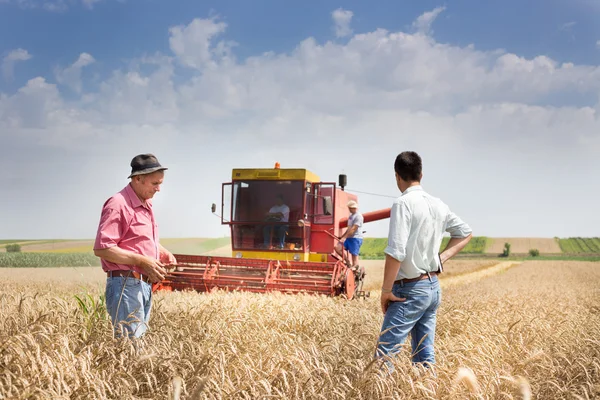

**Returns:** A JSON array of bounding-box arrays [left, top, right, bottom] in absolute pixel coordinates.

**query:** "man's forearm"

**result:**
[[341, 226, 357, 240], [440, 234, 472, 263], [381, 254, 402, 290], [94, 246, 144, 267]]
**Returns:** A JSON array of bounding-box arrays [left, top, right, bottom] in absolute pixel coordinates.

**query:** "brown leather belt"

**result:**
[[107, 270, 151, 283], [394, 272, 438, 285]]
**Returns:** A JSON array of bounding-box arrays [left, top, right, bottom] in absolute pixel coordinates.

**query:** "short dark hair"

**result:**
[[394, 151, 422, 182]]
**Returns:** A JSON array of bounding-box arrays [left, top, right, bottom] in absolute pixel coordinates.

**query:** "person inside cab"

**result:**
[[263, 194, 290, 249]]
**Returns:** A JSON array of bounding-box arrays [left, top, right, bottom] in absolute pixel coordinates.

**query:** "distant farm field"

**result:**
[[0, 238, 232, 268], [0, 240, 38, 245], [558, 237, 600, 253], [360, 237, 489, 259], [0, 252, 100, 268], [161, 237, 231, 255], [485, 238, 562, 254]]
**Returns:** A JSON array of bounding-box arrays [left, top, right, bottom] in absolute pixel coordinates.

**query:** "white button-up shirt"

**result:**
[[384, 185, 472, 280]]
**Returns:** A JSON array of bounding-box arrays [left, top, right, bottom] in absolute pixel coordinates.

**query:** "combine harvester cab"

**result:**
[[154, 164, 390, 299]]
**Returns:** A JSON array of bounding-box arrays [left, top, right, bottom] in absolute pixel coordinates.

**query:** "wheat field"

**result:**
[[1, 260, 599, 399]]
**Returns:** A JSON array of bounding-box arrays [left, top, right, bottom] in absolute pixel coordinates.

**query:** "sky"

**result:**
[[1, 0, 599, 240]]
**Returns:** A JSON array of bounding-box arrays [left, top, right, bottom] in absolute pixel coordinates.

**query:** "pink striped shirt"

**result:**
[[94, 184, 159, 274]]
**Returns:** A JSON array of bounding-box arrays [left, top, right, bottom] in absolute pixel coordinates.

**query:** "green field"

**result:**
[[0, 240, 74, 249], [0, 237, 232, 268], [0, 240, 39, 248], [360, 237, 489, 259], [0, 253, 100, 268], [161, 237, 230, 255], [558, 238, 600, 253]]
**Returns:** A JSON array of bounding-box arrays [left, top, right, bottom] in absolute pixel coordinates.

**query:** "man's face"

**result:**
[[349, 207, 357, 214], [135, 171, 164, 200], [276, 197, 284, 206]]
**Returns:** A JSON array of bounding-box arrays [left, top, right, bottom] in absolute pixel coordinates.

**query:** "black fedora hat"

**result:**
[[128, 154, 168, 179]]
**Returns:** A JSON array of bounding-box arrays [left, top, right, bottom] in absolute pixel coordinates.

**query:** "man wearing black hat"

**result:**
[[94, 154, 177, 338]]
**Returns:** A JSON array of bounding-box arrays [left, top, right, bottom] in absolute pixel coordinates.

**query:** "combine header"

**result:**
[[154, 164, 390, 299]]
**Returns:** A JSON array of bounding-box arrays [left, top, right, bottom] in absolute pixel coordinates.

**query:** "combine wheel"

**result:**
[[343, 267, 356, 300], [352, 265, 370, 300]]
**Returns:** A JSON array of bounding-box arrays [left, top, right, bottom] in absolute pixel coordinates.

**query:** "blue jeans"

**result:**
[[263, 225, 288, 248], [376, 275, 441, 365], [105, 276, 152, 338]]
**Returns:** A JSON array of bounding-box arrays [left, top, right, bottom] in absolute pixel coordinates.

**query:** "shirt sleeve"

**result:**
[[94, 207, 127, 250], [356, 214, 364, 228], [384, 201, 411, 262], [282, 206, 290, 221], [444, 210, 472, 238]]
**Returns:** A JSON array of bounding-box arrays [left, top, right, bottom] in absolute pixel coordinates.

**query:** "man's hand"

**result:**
[[380, 291, 406, 314], [137, 256, 167, 283], [159, 249, 177, 266]]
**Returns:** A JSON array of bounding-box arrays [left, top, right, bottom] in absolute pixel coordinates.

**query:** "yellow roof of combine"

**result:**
[[232, 168, 320, 182]]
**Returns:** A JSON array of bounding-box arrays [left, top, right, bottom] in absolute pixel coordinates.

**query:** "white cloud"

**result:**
[[168, 18, 229, 69], [1, 77, 62, 130], [54, 52, 95, 93], [559, 21, 577, 31], [412, 6, 445, 35], [596, 39, 600, 49], [82, 0, 102, 9], [332, 8, 353, 38], [1, 8, 600, 238], [2, 48, 32, 81]]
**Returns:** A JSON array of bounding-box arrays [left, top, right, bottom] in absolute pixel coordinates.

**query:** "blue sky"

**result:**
[[2, 0, 599, 93], [1, 0, 599, 239]]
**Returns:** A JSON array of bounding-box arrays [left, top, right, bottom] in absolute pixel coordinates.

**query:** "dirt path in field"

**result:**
[[486, 238, 561, 254], [439, 261, 521, 288], [361, 260, 523, 291], [361, 259, 506, 291]]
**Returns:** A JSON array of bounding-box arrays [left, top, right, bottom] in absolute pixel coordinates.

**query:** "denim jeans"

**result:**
[[376, 275, 441, 365], [105, 276, 152, 338], [263, 225, 288, 248]]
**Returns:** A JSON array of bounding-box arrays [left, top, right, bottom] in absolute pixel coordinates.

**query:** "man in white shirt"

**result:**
[[263, 194, 290, 249], [377, 151, 472, 367]]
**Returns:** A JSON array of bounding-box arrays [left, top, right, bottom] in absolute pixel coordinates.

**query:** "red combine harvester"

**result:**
[[154, 165, 391, 299]]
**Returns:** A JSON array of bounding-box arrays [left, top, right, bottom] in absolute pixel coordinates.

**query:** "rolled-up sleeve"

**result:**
[[94, 207, 125, 250], [445, 210, 472, 238], [384, 201, 411, 262]]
